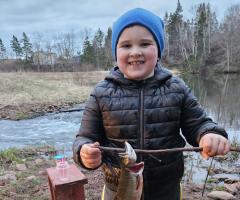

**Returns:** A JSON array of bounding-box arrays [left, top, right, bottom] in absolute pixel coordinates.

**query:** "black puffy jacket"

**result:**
[[73, 65, 227, 197]]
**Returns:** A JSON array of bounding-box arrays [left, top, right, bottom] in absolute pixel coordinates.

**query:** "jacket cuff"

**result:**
[[197, 129, 228, 145]]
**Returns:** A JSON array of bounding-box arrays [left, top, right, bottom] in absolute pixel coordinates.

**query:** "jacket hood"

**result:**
[[105, 65, 172, 86]]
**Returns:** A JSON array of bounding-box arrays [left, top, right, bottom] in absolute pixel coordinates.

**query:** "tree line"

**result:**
[[0, 0, 240, 73]]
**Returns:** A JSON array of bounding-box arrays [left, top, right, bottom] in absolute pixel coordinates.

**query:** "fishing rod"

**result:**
[[98, 146, 240, 154]]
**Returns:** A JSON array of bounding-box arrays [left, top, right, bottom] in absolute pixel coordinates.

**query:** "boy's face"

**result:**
[[116, 25, 158, 80]]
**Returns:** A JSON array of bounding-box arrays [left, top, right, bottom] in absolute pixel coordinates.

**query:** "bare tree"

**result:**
[[221, 4, 240, 71], [32, 33, 44, 71]]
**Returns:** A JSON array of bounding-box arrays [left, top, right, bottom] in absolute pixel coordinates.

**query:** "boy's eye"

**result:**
[[141, 42, 150, 47], [121, 44, 131, 48]]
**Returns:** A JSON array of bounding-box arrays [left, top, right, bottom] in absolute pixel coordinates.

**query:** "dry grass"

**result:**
[[0, 71, 108, 106]]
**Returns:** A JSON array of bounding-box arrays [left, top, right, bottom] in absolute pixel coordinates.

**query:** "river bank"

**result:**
[[0, 146, 105, 200], [0, 70, 181, 120], [0, 71, 107, 120], [0, 146, 239, 200]]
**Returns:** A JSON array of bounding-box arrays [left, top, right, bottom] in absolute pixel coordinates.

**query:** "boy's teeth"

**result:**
[[130, 61, 144, 65]]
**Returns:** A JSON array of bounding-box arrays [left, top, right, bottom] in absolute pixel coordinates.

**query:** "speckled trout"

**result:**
[[113, 141, 144, 200]]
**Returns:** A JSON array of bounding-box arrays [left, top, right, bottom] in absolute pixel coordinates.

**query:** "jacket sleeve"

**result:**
[[72, 89, 105, 168], [179, 80, 228, 147]]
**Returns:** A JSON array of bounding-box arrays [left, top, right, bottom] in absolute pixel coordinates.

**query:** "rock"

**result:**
[[4, 173, 17, 181], [26, 161, 35, 169], [16, 163, 27, 171], [212, 167, 234, 174], [0, 179, 5, 186], [26, 175, 36, 181], [0, 171, 17, 182], [38, 170, 47, 175], [224, 183, 238, 194], [207, 191, 236, 200], [0, 171, 17, 185], [211, 174, 240, 182], [35, 158, 43, 165], [234, 181, 240, 190]]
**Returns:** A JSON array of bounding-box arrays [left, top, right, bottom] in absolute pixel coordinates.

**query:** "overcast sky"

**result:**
[[0, 0, 239, 50]]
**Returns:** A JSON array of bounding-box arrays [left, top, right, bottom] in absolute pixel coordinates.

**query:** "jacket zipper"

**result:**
[[139, 84, 144, 162], [139, 83, 145, 200]]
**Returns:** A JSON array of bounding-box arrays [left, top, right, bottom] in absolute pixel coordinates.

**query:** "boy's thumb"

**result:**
[[200, 151, 209, 160], [92, 142, 100, 147]]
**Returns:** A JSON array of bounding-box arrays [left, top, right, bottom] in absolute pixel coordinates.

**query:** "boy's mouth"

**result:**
[[128, 61, 145, 65]]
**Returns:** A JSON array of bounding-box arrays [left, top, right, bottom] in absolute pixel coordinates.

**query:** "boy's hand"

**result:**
[[80, 142, 102, 169], [199, 133, 230, 159]]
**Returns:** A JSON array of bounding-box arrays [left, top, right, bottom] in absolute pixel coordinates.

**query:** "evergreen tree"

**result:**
[[103, 27, 113, 69], [167, 0, 184, 59], [81, 36, 94, 64], [175, 0, 183, 20], [21, 32, 33, 62], [206, 4, 219, 54], [11, 35, 22, 59], [93, 28, 104, 69], [94, 28, 104, 49], [194, 3, 207, 62], [0, 38, 7, 59]]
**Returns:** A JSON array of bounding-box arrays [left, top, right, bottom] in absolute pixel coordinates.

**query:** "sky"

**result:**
[[0, 0, 239, 51]]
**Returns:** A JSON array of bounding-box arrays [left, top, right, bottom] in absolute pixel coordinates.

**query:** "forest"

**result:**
[[0, 0, 239, 74]]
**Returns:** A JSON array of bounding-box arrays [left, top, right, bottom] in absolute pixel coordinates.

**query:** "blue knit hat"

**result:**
[[112, 8, 165, 60]]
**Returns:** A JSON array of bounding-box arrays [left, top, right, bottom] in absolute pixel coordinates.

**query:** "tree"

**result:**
[[167, 0, 184, 59], [21, 32, 33, 62], [191, 3, 219, 71], [93, 28, 104, 69], [81, 36, 94, 66], [0, 38, 7, 59], [32, 33, 44, 71], [53, 31, 76, 62], [103, 27, 113, 69], [11, 35, 22, 59], [163, 12, 170, 59], [220, 4, 240, 71], [194, 3, 207, 60]]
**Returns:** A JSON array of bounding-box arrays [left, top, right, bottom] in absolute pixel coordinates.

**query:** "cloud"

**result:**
[[0, 0, 239, 49]]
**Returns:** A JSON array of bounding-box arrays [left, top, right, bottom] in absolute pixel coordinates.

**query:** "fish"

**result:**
[[114, 141, 144, 200]]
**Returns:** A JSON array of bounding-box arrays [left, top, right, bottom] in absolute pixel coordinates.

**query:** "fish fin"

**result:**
[[136, 174, 143, 191], [118, 141, 137, 166]]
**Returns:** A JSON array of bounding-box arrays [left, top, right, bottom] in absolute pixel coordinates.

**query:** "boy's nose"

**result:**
[[129, 47, 142, 57]]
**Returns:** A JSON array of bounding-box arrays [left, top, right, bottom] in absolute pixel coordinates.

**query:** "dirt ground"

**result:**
[[1, 146, 226, 200], [0, 146, 209, 200], [0, 102, 77, 120]]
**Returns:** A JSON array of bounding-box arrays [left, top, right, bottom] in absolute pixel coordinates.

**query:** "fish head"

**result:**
[[126, 161, 144, 176], [118, 141, 137, 167]]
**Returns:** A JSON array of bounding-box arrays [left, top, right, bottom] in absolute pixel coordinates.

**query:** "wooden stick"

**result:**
[[99, 146, 240, 154]]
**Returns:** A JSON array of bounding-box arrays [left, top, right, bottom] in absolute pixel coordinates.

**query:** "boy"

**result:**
[[73, 8, 230, 200]]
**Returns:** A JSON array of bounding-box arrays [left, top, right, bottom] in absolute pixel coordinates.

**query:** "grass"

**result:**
[[229, 134, 240, 161], [0, 146, 60, 200], [0, 147, 23, 164], [0, 146, 56, 167], [0, 71, 107, 106]]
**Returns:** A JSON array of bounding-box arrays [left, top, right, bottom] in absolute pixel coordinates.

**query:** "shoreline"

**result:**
[[0, 101, 85, 120]]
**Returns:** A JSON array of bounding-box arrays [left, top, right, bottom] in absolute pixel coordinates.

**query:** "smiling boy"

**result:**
[[73, 8, 230, 200]]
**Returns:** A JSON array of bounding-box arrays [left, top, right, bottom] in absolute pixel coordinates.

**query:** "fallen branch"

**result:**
[[99, 146, 240, 154]]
